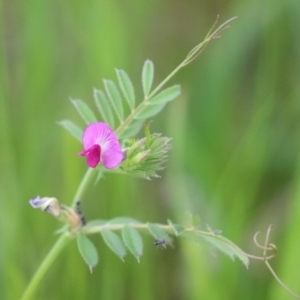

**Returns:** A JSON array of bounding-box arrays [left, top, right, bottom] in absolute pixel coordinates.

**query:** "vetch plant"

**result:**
[[23, 16, 300, 300]]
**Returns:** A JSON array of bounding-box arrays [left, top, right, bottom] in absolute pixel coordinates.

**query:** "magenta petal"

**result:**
[[81, 122, 113, 150], [78, 146, 100, 167], [81, 122, 123, 169], [83, 144, 101, 168], [101, 144, 123, 168]]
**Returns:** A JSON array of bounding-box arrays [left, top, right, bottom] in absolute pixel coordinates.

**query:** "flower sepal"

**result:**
[[120, 124, 171, 179]]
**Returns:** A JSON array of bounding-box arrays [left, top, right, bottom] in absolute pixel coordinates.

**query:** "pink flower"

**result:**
[[78, 122, 123, 169]]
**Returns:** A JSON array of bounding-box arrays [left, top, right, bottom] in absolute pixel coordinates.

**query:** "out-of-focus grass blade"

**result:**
[[70, 99, 98, 124], [142, 60, 154, 97], [116, 69, 135, 110], [103, 79, 124, 123], [58, 120, 83, 141], [77, 234, 99, 273], [100, 229, 127, 261], [93, 88, 115, 128], [122, 225, 143, 262], [150, 85, 181, 104]]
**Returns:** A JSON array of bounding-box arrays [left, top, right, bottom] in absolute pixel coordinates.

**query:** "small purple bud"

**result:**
[[29, 196, 61, 217]]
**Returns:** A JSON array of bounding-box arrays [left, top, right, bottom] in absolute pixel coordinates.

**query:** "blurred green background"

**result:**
[[1, 0, 300, 299]]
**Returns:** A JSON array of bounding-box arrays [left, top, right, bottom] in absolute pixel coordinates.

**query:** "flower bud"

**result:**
[[29, 196, 61, 217], [29, 196, 83, 230], [131, 150, 150, 164], [119, 126, 171, 179]]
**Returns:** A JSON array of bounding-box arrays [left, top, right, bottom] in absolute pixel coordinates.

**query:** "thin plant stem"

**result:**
[[22, 168, 96, 300], [22, 17, 237, 300], [115, 62, 185, 137], [265, 261, 300, 299], [71, 167, 97, 207], [21, 233, 71, 300], [81, 223, 275, 261], [254, 226, 300, 299], [115, 17, 237, 137]]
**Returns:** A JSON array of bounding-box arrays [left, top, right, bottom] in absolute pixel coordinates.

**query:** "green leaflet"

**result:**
[[186, 211, 201, 227], [94, 167, 104, 185], [58, 120, 82, 141], [147, 223, 170, 243], [100, 229, 127, 261], [77, 234, 99, 273], [65, 60, 181, 144], [103, 79, 124, 123], [117, 119, 144, 139], [93, 89, 115, 128], [181, 232, 250, 268], [122, 225, 143, 262], [202, 235, 249, 267], [71, 99, 98, 124], [150, 85, 181, 104], [167, 219, 185, 236], [54, 225, 68, 235], [135, 103, 166, 120], [142, 60, 154, 97], [116, 69, 135, 110]]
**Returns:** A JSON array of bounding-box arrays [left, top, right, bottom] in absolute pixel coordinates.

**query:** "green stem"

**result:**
[[71, 167, 97, 207], [81, 222, 276, 261], [22, 168, 96, 300], [265, 261, 300, 299], [115, 17, 237, 137], [21, 17, 237, 299], [115, 61, 185, 137], [21, 233, 71, 300]]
